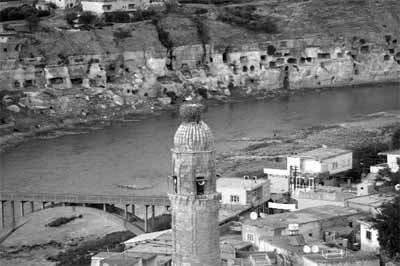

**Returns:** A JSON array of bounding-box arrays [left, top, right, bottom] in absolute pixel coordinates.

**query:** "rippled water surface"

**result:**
[[1, 84, 399, 196]]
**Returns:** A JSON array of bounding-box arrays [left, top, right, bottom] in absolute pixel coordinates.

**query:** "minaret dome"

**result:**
[[173, 103, 214, 152]]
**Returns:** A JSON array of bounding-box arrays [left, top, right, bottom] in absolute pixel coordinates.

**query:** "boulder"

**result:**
[[6, 104, 20, 113]]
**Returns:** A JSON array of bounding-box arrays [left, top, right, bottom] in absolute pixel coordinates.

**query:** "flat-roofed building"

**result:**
[[241, 205, 364, 248], [216, 176, 270, 206], [264, 147, 353, 191], [81, 0, 156, 14], [44, 0, 78, 9]]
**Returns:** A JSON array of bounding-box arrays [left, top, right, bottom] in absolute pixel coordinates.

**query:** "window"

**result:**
[[247, 233, 254, 242], [128, 4, 135, 8], [366, 230, 371, 240], [103, 4, 112, 10], [230, 195, 239, 203], [196, 177, 205, 195], [172, 176, 177, 193], [332, 162, 338, 169]]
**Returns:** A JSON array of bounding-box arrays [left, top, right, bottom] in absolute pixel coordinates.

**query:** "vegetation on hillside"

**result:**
[[217, 5, 278, 33], [0, 5, 49, 22], [373, 195, 400, 259]]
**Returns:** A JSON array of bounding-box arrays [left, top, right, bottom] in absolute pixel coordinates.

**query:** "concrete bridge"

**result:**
[[0, 191, 171, 232]]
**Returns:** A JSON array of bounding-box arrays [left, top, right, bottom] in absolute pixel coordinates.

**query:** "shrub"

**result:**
[[104, 11, 130, 23], [114, 28, 131, 39], [48, 2, 57, 9], [391, 127, 400, 150], [217, 6, 278, 33], [65, 11, 78, 25], [78, 11, 97, 25], [0, 5, 49, 22]]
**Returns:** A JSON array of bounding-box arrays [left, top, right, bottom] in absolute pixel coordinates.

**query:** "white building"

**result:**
[[370, 149, 400, 174], [81, 0, 152, 14], [264, 147, 353, 191], [45, 0, 79, 9], [358, 220, 380, 253], [216, 177, 270, 206]]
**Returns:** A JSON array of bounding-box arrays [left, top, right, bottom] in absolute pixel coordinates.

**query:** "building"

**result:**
[[345, 192, 396, 216], [44, 0, 79, 9], [81, 0, 151, 14], [370, 149, 400, 174], [241, 205, 364, 248], [216, 176, 270, 206], [358, 220, 380, 253], [168, 103, 221, 266], [264, 147, 353, 192]]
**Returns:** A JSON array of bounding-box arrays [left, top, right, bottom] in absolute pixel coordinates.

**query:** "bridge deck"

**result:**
[[0, 191, 170, 206]]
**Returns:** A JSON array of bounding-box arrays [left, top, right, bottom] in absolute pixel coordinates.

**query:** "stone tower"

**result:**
[[169, 103, 221, 266]]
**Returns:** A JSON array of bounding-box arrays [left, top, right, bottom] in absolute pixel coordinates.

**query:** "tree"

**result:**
[[377, 158, 400, 186], [78, 11, 97, 25], [65, 12, 78, 26], [373, 195, 400, 258], [391, 127, 400, 150], [26, 14, 40, 31]]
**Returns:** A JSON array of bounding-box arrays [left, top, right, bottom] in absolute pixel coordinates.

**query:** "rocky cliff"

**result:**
[[1, 0, 399, 137]]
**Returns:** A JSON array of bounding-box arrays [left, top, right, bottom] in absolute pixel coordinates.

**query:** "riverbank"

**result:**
[[1, 81, 398, 154], [217, 109, 400, 177]]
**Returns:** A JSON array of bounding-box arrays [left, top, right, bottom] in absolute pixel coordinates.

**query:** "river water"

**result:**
[[0, 84, 399, 197]]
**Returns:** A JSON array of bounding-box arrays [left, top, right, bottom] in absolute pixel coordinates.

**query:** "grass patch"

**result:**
[[217, 5, 278, 33]]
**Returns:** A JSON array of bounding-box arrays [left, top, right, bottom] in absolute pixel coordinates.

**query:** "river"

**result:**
[[0, 84, 399, 197]]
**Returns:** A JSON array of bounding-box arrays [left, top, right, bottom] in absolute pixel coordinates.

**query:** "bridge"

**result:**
[[0, 191, 171, 232]]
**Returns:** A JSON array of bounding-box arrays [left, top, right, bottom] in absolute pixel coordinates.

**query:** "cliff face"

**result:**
[[0, 0, 400, 125]]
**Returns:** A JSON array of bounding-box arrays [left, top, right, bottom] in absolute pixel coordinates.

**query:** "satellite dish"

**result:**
[[244, 175, 250, 180], [250, 212, 258, 220], [303, 245, 311, 253], [311, 245, 319, 253], [395, 184, 400, 191]]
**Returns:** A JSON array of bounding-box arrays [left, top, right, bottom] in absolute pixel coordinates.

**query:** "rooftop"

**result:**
[[242, 205, 361, 230], [378, 149, 400, 156], [345, 193, 396, 208], [303, 251, 379, 264], [217, 177, 269, 191], [290, 147, 352, 161]]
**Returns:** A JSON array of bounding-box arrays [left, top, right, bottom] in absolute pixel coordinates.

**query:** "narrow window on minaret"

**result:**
[[196, 177, 205, 195], [172, 176, 178, 193]]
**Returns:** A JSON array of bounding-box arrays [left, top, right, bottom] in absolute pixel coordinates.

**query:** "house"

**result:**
[[241, 205, 364, 248], [44, 0, 79, 9], [370, 149, 400, 174], [345, 192, 396, 216], [264, 147, 353, 192], [81, 0, 151, 14], [216, 176, 271, 206], [358, 219, 380, 254]]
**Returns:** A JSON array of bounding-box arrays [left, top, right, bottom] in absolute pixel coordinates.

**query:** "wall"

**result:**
[[218, 186, 248, 205], [303, 256, 380, 266], [360, 222, 380, 253], [321, 152, 353, 175], [45, 0, 78, 9], [266, 175, 289, 194], [82, 0, 151, 14], [387, 154, 400, 172]]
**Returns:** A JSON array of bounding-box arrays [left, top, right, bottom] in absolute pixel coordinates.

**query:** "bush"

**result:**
[[0, 5, 49, 22], [114, 28, 131, 39], [104, 11, 130, 23], [78, 11, 97, 25], [65, 11, 78, 25], [391, 127, 400, 150], [217, 6, 278, 33], [48, 2, 57, 9]]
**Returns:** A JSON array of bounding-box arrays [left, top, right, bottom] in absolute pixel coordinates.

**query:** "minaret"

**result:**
[[169, 103, 221, 266]]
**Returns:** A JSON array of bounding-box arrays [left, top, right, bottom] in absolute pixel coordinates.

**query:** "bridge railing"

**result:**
[[0, 191, 170, 206]]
